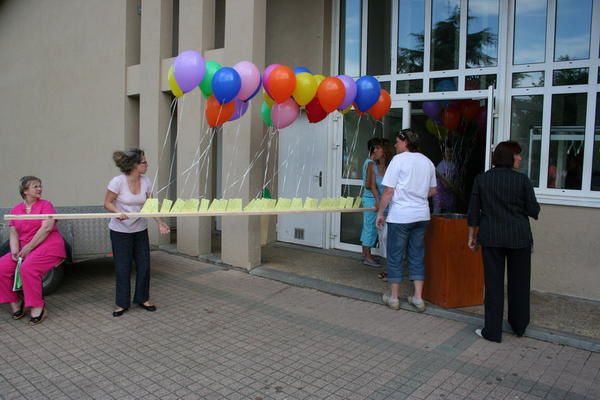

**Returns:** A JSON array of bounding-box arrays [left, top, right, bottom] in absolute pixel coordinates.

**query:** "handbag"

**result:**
[[12, 257, 23, 291]]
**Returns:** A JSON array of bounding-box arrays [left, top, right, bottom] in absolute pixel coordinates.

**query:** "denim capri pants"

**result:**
[[386, 221, 429, 283]]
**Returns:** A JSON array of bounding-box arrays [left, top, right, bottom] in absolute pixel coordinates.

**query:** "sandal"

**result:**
[[29, 308, 47, 325], [11, 301, 25, 320], [139, 302, 157, 312]]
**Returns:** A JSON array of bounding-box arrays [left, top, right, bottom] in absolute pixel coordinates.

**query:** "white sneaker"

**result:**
[[475, 328, 483, 338], [407, 296, 426, 312], [382, 293, 400, 310]]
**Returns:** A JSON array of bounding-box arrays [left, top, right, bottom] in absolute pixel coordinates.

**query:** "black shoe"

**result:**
[[29, 308, 47, 325], [139, 303, 157, 312], [11, 301, 25, 320], [112, 307, 128, 317]]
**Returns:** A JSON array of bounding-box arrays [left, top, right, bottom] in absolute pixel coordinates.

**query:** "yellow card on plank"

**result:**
[[226, 198, 242, 212], [344, 197, 354, 208], [319, 198, 334, 209], [170, 198, 186, 213], [304, 197, 318, 209], [275, 198, 291, 211], [290, 198, 303, 210], [198, 199, 210, 212], [207, 199, 220, 212], [353, 197, 362, 208], [182, 199, 199, 212], [159, 199, 173, 213], [244, 199, 257, 211], [140, 199, 159, 213], [263, 199, 276, 210], [336, 197, 347, 209]]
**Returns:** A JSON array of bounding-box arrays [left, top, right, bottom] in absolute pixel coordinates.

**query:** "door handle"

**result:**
[[313, 171, 323, 187]]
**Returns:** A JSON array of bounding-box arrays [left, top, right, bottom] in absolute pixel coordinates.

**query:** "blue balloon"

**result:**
[[354, 76, 381, 112], [435, 79, 456, 92], [294, 66, 312, 75], [212, 67, 241, 104]]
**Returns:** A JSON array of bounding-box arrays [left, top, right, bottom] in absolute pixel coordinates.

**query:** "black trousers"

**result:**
[[481, 246, 531, 342], [110, 229, 151, 309]]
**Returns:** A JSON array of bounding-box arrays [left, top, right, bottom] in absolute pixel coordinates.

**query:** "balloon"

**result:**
[[442, 107, 461, 130], [168, 66, 183, 97], [199, 61, 222, 98], [212, 67, 241, 104], [262, 63, 281, 97], [462, 100, 480, 121], [340, 105, 352, 114], [293, 72, 318, 106], [317, 77, 346, 113], [476, 106, 487, 132], [246, 76, 262, 101], [305, 97, 328, 123], [367, 89, 391, 120], [173, 50, 206, 93], [271, 98, 299, 129], [229, 99, 249, 122], [314, 74, 326, 86], [233, 61, 261, 101], [294, 67, 312, 74], [205, 96, 235, 127], [435, 78, 457, 92], [263, 90, 275, 107], [267, 65, 296, 103], [353, 102, 366, 116], [261, 102, 272, 126], [422, 101, 442, 121], [337, 75, 357, 110], [354, 76, 380, 112], [425, 118, 448, 138]]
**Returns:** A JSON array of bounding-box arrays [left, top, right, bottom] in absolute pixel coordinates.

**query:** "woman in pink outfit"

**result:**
[[0, 176, 66, 325]]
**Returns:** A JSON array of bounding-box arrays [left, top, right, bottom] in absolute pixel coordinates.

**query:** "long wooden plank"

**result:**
[[4, 208, 376, 221]]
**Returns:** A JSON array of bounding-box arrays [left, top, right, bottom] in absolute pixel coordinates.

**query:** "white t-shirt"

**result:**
[[107, 174, 152, 233], [381, 152, 437, 224]]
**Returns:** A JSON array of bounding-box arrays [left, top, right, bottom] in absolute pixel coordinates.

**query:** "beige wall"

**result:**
[[531, 205, 600, 300], [0, 0, 133, 208]]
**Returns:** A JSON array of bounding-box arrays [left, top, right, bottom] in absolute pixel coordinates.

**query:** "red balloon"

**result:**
[[442, 107, 461, 131], [305, 97, 328, 123], [206, 96, 235, 127], [317, 77, 346, 113], [462, 100, 480, 121], [267, 66, 296, 103], [367, 90, 391, 120]]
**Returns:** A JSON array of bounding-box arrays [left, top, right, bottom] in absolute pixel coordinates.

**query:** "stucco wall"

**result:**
[[0, 0, 131, 207], [531, 204, 600, 300]]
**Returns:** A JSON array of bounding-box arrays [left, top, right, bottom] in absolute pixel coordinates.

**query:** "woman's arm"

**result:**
[[9, 226, 20, 261], [104, 190, 128, 220], [467, 226, 479, 251], [17, 220, 55, 259], [365, 163, 380, 207]]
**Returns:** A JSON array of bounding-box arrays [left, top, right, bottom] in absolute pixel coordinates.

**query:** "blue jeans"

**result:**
[[110, 229, 151, 309], [386, 221, 429, 283]]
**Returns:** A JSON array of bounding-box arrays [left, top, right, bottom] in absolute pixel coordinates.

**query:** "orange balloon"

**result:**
[[367, 90, 391, 120], [317, 77, 346, 113], [442, 107, 461, 131], [206, 96, 235, 127], [462, 100, 480, 121], [267, 66, 296, 103]]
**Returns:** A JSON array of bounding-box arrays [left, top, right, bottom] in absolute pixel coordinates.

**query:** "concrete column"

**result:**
[[176, 0, 215, 256], [139, 0, 173, 245], [221, 0, 267, 268]]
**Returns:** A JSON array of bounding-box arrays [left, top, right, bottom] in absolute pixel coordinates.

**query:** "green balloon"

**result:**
[[261, 102, 272, 126], [199, 61, 222, 98]]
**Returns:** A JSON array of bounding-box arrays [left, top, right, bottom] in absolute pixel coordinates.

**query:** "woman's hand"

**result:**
[[158, 222, 171, 235], [11, 252, 19, 262], [467, 236, 478, 251], [117, 213, 129, 221], [376, 214, 385, 229], [18, 244, 32, 259]]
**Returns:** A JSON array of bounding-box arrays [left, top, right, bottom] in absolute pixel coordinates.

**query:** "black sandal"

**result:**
[[139, 303, 157, 312], [29, 308, 47, 325], [112, 307, 128, 317], [11, 301, 25, 320]]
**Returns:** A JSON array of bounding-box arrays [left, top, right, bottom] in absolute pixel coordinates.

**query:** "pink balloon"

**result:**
[[262, 64, 281, 97], [271, 98, 300, 129], [233, 61, 261, 101], [337, 75, 357, 110]]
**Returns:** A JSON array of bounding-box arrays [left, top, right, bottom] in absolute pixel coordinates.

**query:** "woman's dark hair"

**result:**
[[367, 138, 383, 155], [382, 138, 394, 166], [396, 129, 419, 152], [113, 148, 145, 174], [492, 141, 522, 168], [19, 176, 41, 199]]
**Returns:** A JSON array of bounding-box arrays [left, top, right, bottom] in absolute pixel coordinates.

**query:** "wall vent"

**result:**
[[294, 228, 304, 240]]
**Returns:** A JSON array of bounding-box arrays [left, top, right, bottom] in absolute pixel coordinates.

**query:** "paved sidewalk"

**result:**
[[1, 251, 598, 400]]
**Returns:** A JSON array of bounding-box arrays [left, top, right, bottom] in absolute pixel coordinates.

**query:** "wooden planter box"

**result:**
[[423, 215, 484, 308]]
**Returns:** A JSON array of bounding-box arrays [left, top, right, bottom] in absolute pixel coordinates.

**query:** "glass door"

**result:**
[[332, 100, 410, 252]]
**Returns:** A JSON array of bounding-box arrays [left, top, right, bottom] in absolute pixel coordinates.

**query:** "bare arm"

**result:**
[[9, 226, 20, 261], [468, 226, 479, 251], [428, 187, 437, 198], [17, 220, 55, 259], [375, 187, 394, 228], [365, 163, 380, 207], [104, 190, 128, 220]]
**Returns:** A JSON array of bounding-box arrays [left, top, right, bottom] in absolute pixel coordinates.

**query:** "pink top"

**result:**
[[8, 199, 66, 258], [107, 174, 152, 233]]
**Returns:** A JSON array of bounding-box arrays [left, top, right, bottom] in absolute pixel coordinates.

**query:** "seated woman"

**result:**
[[0, 176, 66, 325]]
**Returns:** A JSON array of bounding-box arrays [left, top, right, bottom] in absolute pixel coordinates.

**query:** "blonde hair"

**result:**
[[19, 176, 41, 199]]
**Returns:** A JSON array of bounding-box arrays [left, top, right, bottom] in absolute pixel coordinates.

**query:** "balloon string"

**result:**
[[151, 97, 178, 193], [222, 120, 243, 198], [344, 114, 362, 197], [280, 128, 298, 197], [262, 127, 276, 197], [306, 130, 317, 196], [156, 96, 185, 196]]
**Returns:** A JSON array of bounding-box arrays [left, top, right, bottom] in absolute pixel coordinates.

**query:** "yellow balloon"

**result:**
[[168, 65, 183, 97], [314, 74, 326, 86], [341, 105, 352, 114], [293, 72, 318, 106], [262, 90, 275, 107], [425, 118, 447, 138]]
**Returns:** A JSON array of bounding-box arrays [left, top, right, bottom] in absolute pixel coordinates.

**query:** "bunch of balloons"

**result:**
[[168, 50, 392, 129], [422, 100, 486, 140]]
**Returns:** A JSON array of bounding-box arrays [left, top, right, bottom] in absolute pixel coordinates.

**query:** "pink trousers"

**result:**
[[0, 251, 64, 308]]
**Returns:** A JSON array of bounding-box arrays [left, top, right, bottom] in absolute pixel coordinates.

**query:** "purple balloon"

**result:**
[[422, 101, 442, 121], [173, 50, 206, 93], [233, 61, 261, 101], [262, 64, 281, 97], [271, 98, 299, 129], [246, 76, 262, 101], [229, 99, 249, 122], [337, 75, 357, 110]]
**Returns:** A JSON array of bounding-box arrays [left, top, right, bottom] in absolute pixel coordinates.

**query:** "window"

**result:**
[[430, 0, 461, 71], [510, 96, 543, 187], [467, 0, 499, 68], [397, 0, 425, 73], [367, 0, 392, 76], [339, 0, 362, 77], [513, 0, 546, 65], [592, 94, 600, 191], [554, 0, 592, 62]]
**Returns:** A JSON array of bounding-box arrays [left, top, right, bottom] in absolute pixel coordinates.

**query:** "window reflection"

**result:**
[[396, 79, 423, 94], [513, 0, 546, 65], [397, 0, 425, 73], [549, 94, 587, 190], [552, 68, 589, 86], [554, 0, 592, 62], [512, 72, 544, 88], [367, 0, 392, 75], [467, 0, 499, 68], [592, 94, 600, 191], [510, 96, 543, 187], [339, 0, 362, 77], [431, 0, 460, 71], [465, 74, 496, 90]]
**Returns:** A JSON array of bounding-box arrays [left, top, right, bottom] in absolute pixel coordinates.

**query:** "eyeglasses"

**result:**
[[139, 161, 148, 165], [397, 133, 407, 141]]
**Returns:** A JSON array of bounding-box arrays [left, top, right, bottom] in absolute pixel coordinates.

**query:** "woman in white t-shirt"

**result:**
[[104, 149, 170, 317], [376, 130, 437, 312]]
